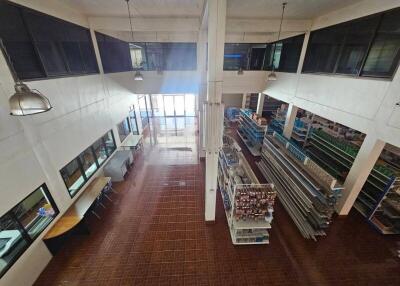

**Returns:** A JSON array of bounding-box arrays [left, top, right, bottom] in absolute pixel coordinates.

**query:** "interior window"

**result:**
[[11, 185, 58, 240], [60, 158, 85, 197], [103, 131, 116, 156], [78, 147, 98, 179], [92, 138, 108, 165], [0, 214, 29, 277]]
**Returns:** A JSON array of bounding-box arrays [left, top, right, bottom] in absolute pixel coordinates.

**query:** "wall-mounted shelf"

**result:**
[[218, 135, 276, 245]]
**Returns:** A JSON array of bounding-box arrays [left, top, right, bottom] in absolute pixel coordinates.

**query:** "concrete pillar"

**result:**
[[256, 93, 265, 116], [283, 103, 298, 139], [337, 134, 385, 215], [197, 30, 207, 158], [89, 27, 104, 74], [204, 0, 226, 222], [296, 30, 311, 74], [241, 93, 247, 108]]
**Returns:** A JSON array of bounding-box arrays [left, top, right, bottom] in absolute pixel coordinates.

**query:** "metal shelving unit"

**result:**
[[237, 108, 267, 156], [257, 131, 343, 241], [218, 135, 276, 245], [306, 129, 400, 228]]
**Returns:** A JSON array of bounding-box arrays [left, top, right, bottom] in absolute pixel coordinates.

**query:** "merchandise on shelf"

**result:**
[[237, 108, 267, 156], [257, 131, 343, 241], [218, 134, 276, 245], [225, 107, 240, 122]]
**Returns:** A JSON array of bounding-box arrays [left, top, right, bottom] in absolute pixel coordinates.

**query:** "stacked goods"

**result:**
[[234, 185, 276, 221], [257, 131, 343, 241], [237, 109, 267, 156], [217, 133, 277, 245]]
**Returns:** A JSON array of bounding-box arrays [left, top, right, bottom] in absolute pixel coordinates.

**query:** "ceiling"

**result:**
[[62, 0, 205, 17], [62, 0, 362, 19]]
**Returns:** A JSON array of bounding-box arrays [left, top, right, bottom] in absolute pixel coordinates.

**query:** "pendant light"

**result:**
[[126, 0, 144, 81], [268, 2, 287, 81], [0, 39, 52, 116]]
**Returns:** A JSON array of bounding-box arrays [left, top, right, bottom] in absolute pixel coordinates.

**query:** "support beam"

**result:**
[[204, 0, 226, 222], [241, 93, 248, 108], [337, 135, 385, 215], [256, 93, 265, 116], [89, 27, 104, 74], [283, 103, 298, 139]]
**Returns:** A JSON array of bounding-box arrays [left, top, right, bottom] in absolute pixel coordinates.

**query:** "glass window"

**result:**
[[249, 44, 267, 70], [129, 106, 139, 134], [11, 185, 59, 240], [151, 95, 165, 117], [277, 35, 304, 72], [78, 147, 98, 179], [303, 26, 346, 73], [103, 130, 116, 156], [146, 43, 164, 70], [163, 43, 197, 70], [130, 43, 147, 70], [185, 94, 196, 117], [224, 44, 250, 70], [92, 138, 108, 165], [118, 117, 131, 142], [0, 184, 58, 278], [362, 8, 400, 77], [60, 158, 85, 197], [0, 214, 29, 278], [96, 32, 133, 73], [336, 15, 380, 75]]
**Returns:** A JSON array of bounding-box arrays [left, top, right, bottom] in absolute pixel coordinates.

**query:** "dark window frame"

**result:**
[[0, 0, 99, 81], [302, 7, 400, 80], [60, 130, 116, 198], [0, 183, 59, 278]]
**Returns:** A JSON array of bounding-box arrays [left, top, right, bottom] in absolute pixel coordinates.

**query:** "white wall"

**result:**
[[222, 93, 242, 108]]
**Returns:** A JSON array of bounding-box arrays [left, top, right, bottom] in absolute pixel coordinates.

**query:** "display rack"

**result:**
[[306, 128, 400, 227], [237, 108, 267, 156], [257, 131, 343, 241], [218, 135, 277, 245]]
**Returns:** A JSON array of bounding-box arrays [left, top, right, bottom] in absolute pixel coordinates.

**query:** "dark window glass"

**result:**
[[145, 42, 164, 70], [362, 8, 400, 77], [224, 44, 250, 70], [277, 35, 304, 72], [103, 130, 116, 156], [0, 214, 29, 277], [92, 138, 108, 165], [336, 15, 380, 75], [303, 26, 346, 73], [118, 117, 131, 142], [96, 32, 133, 73], [78, 146, 98, 179], [249, 44, 267, 70], [163, 43, 196, 70], [0, 184, 58, 278], [263, 44, 273, 70], [11, 185, 59, 240], [129, 106, 139, 135], [0, 2, 45, 79], [60, 158, 85, 197]]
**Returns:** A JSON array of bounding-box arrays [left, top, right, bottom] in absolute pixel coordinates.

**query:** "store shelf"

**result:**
[[218, 134, 276, 245], [257, 132, 343, 241], [237, 129, 261, 156]]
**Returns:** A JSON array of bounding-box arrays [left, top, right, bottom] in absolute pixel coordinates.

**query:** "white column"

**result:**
[[197, 30, 207, 158], [337, 134, 385, 215], [296, 30, 311, 74], [241, 93, 247, 108], [256, 93, 265, 116], [89, 27, 104, 74], [282, 103, 298, 139], [204, 0, 226, 222]]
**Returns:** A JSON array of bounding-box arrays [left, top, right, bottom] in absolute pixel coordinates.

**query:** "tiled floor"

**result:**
[[35, 117, 400, 286]]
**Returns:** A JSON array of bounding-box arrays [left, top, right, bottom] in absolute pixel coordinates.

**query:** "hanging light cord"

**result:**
[[126, 0, 134, 42], [271, 2, 287, 72]]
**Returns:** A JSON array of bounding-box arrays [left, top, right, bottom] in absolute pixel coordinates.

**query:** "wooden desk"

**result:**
[[44, 176, 111, 239]]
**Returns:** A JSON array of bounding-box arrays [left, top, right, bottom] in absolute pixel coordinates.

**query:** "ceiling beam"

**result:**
[[89, 16, 311, 34], [226, 19, 312, 33], [88, 16, 200, 32]]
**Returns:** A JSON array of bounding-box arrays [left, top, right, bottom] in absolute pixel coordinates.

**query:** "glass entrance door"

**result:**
[[150, 94, 196, 117]]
